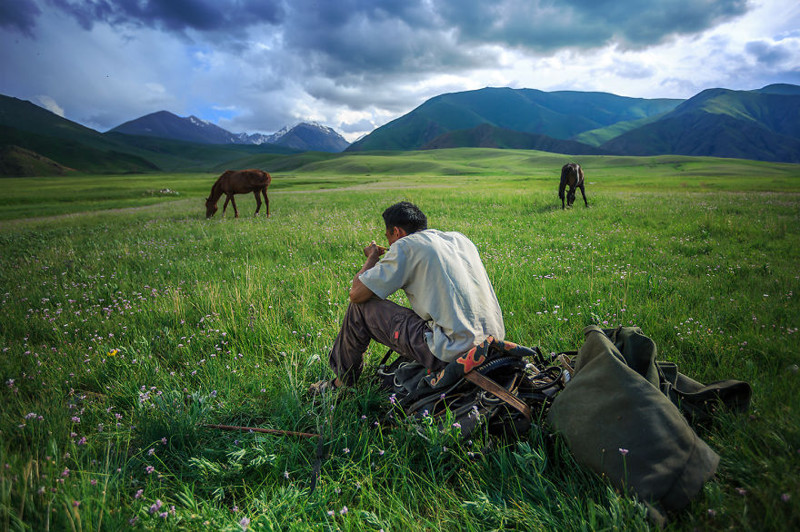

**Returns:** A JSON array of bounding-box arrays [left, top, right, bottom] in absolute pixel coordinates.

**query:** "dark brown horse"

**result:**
[[558, 163, 588, 209], [205, 169, 272, 218]]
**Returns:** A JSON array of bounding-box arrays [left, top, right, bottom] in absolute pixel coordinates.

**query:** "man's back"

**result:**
[[360, 229, 504, 362]]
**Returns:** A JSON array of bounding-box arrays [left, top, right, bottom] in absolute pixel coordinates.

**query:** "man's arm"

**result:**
[[349, 241, 386, 303]]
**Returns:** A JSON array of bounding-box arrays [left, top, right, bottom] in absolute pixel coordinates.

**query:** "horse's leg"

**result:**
[[263, 187, 269, 217], [222, 195, 232, 217], [580, 184, 588, 207], [558, 183, 566, 209], [230, 195, 239, 218], [253, 190, 261, 216]]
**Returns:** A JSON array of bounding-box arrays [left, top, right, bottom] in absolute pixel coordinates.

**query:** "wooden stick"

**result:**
[[202, 423, 320, 439]]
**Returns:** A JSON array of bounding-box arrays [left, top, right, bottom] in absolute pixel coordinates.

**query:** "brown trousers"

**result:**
[[329, 298, 447, 385]]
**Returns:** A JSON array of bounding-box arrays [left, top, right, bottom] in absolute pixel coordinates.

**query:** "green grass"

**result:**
[[1, 150, 799, 530]]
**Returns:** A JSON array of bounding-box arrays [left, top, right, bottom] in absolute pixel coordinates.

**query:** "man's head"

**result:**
[[382, 202, 427, 243]]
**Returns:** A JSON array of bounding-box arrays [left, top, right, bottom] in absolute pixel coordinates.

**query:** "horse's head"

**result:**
[[566, 189, 576, 207], [205, 197, 218, 218]]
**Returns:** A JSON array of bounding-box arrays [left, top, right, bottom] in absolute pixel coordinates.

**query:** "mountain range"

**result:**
[[347, 84, 800, 163], [1, 83, 799, 176], [109, 111, 350, 152]]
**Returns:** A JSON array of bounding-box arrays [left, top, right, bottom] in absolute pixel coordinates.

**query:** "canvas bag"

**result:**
[[547, 326, 724, 520]]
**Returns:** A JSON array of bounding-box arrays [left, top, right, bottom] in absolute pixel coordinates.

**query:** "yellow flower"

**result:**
[[108, 349, 118, 357]]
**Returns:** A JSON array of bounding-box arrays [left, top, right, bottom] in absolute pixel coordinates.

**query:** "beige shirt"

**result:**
[[359, 229, 504, 362]]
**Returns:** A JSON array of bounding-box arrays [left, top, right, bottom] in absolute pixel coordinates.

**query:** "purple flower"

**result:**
[[782, 493, 791, 502], [61, 468, 70, 477], [149, 499, 162, 514], [135, 489, 143, 499], [452, 422, 461, 429], [618, 448, 629, 456], [72, 500, 80, 507], [71, 416, 81, 424], [145, 466, 155, 474], [161, 437, 167, 445], [707, 508, 717, 517], [240, 517, 251, 530], [340, 506, 348, 515]]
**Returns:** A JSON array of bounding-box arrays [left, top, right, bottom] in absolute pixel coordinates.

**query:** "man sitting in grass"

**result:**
[[312, 201, 505, 392]]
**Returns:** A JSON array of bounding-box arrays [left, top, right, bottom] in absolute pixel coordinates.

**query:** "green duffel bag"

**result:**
[[547, 326, 723, 523]]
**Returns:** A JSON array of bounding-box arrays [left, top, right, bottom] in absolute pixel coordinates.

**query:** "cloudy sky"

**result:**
[[1, 0, 798, 142]]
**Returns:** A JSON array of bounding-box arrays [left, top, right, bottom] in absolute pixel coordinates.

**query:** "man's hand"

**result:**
[[363, 240, 387, 258], [350, 241, 386, 303]]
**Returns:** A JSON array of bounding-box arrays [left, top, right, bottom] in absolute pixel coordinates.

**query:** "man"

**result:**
[[314, 201, 504, 391]]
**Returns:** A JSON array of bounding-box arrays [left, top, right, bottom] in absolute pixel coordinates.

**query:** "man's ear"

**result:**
[[394, 226, 408, 238]]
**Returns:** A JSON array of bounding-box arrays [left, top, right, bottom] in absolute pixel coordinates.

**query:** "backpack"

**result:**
[[376, 337, 570, 439]]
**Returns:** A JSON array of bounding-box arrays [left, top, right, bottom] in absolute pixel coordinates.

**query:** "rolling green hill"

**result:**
[[421, 123, 606, 154], [601, 87, 800, 162], [346, 87, 681, 152]]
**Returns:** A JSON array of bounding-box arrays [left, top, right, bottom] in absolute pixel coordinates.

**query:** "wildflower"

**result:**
[[129, 517, 139, 525], [71, 416, 81, 423], [327, 510, 335, 517], [135, 489, 143, 499], [782, 493, 791, 502], [240, 517, 251, 530], [108, 349, 118, 356], [159, 512, 168, 519], [283, 470, 290, 480], [90, 479, 97, 486], [77, 437, 86, 445], [232, 505, 239, 513], [210, 390, 217, 398], [707, 508, 717, 517], [161, 437, 167, 445], [340, 506, 348, 515], [378, 449, 385, 456], [149, 499, 163, 514], [72, 500, 80, 508], [389, 394, 397, 404], [148, 448, 155, 456], [145, 466, 155, 475], [452, 422, 461, 429], [61, 468, 70, 477], [343, 447, 350, 454], [618, 448, 629, 456], [736, 487, 747, 496]]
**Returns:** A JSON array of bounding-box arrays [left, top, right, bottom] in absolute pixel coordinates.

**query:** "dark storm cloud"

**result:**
[[45, 0, 284, 33], [745, 40, 794, 66], [433, 0, 750, 51], [0, 0, 42, 36]]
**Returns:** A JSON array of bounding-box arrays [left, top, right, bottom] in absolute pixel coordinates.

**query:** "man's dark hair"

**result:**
[[382, 201, 427, 234]]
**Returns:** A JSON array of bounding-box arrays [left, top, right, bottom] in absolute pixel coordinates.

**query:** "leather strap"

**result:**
[[465, 371, 531, 420]]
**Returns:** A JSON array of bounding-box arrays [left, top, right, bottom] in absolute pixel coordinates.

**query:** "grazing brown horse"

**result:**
[[205, 169, 271, 218], [558, 163, 588, 209]]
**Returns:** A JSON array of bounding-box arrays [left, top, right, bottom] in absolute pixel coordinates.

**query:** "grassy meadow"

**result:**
[[0, 149, 798, 530]]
